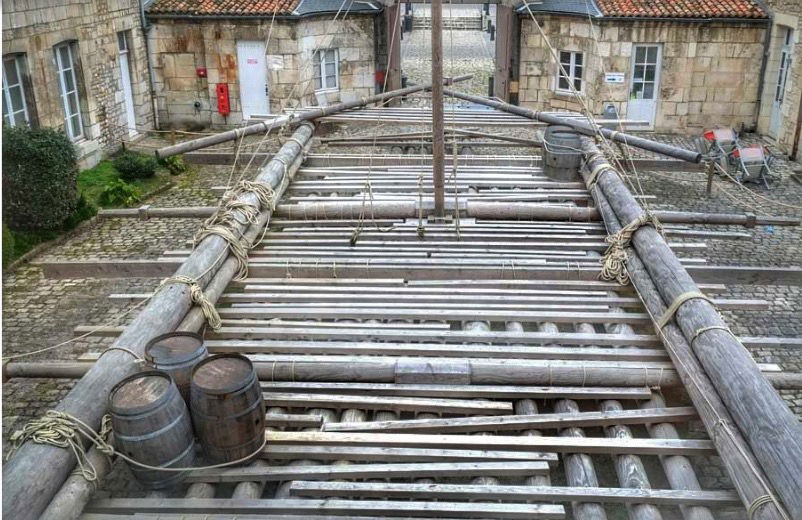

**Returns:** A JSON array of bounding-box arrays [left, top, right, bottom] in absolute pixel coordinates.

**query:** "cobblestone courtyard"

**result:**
[[2, 26, 801, 506]]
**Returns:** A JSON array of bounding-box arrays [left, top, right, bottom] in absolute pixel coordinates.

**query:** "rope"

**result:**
[[599, 211, 664, 284], [691, 325, 733, 345], [160, 276, 222, 331], [7, 410, 268, 479], [657, 291, 715, 329], [748, 495, 774, 520]]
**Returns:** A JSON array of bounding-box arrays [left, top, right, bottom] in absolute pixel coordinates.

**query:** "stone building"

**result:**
[[512, 0, 770, 134], [145, 0, 395, 128], [2, 0, 155, 167], [757, 0, 801, 161]]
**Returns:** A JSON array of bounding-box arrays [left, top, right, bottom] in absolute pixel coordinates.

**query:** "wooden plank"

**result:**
[[265, 414, 324, 429], [266, 431, 715, 456], [259, 382, 653, 400], [260, 393, 512, 414], [261, 445, 559, 463], [288, 482, 741, 507], [183, 461, 550, 483], [323, 407, 698, 433], [218, 308, 652, 324], [87, 499, 566, 519]]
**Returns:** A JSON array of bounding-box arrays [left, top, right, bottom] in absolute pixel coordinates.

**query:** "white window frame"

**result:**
[[555, 50, 584, 94], [313, 49, 339, 92], [54, 41, 84, 141], [2, 54, 30, 127]]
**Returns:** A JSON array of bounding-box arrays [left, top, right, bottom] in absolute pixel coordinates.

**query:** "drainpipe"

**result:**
[[139, 0, 160, 130], [754, 16, 774, 133]]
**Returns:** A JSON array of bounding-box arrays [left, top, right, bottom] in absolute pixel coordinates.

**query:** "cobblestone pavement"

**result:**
[[402, 26, 495, 97]]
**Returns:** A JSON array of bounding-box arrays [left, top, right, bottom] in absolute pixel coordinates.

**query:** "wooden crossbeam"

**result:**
[[265, 431, 715, 455], [261, 445, 559, 463], [182, 461, 549, 483], [261, 393, 512, 414], [288, 482, 741, 507], [323, 406, 698, 433], [87, 498, 566, 519]]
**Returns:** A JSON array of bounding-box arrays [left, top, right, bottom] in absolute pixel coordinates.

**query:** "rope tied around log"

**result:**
[[6, 411, 114, 482], [657, 290, 715, 329], [748, 495, 775, 520], [194, 179, 278, 280], [160, 275, 222, 331], [7, 410, 268, 480], [599, 211, 664, 284]]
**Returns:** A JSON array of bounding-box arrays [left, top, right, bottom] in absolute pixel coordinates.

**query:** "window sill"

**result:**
[[553, 90, 585, 100], [315, 87, 340, 94]]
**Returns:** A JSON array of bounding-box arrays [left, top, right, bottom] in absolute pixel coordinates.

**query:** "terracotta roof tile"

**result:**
[[595, 0, 767, 18], [147, 0, 300, 16]]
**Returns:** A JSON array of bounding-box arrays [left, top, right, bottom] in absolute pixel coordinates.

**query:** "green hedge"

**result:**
[[2, 126, 80, 231], [113, 151, 158, 181]]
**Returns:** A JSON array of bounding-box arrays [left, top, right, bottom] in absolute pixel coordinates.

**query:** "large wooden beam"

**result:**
[[1, 127, 316, 520], [431, 0, 445, 217], [582, 143, 797, 520]]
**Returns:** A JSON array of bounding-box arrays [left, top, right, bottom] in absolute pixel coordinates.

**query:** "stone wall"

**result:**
[[2, 0, 154, 167], [148, 15, 377, 129], [518, 15, 767, 134], [758, 1, 802, 161]]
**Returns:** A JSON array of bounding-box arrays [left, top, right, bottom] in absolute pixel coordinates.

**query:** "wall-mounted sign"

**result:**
[[605, 73, 625, 84]]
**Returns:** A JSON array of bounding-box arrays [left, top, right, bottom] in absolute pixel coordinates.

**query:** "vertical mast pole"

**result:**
[[431, 0, 445, 217]]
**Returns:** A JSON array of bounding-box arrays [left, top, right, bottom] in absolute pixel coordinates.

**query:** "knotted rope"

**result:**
[[6, 411, 114, 482], [657, 290, 715, 329], [599, 211, 664, 284], [160, 275, 222, 331], [194, 180, 277, 280]]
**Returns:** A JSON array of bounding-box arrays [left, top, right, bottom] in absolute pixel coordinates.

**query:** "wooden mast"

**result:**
[[431, 0, 445, 217]]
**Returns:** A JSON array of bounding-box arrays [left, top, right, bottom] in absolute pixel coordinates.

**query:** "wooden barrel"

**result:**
[[190, 354, 265, 463], [543, 125, 582, 182], [108, 371, 195, 489], [145, 331, 207, 401]]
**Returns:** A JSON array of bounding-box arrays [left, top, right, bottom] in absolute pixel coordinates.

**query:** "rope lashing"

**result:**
[[691, 325, 733, 346], [599, 211, 664, 284], [161, 275, 222, 331], [6, 411, 113, 482], [657, 291, 715, 329], [748, 495, 774, 520], [7, 410, 268, 480]]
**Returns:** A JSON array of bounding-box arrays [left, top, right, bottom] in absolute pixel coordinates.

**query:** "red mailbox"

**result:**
[[216, 83, 230, 116]]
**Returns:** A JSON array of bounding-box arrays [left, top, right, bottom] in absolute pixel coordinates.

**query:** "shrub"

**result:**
[[2, 224, 15, 267], [2, 126, 79, 231], [113, 151, 158, 181], [98, 179, 142, 207], [160, 155, 190, 176], [63, 193, 98, 229]]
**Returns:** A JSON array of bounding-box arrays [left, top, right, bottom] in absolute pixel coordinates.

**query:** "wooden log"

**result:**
[[156, 75, 473, 158], [1, 126, 317, 520], [599, 400, 663, 520], [288, 482, 741, 507], [323, 407, 697, 433], [554, 399, 608, 520], [581, 138, 802, 518], [87, 498, 566, 519], [588, 183, 788, 520], [641, 396, 715, 520]]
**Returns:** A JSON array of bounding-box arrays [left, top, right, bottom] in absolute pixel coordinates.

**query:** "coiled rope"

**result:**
[[599, 211, 664, 284], [160, 275, 222, 331]]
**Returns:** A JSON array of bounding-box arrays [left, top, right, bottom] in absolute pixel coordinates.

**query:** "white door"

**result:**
[[117, 32, 137, 137], [769, 28, 793, 139], [628, 45, 661, 130], [237, 40, 270, 120]]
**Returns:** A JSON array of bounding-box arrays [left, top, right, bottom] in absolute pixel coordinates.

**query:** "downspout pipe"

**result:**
[[139, 0, 160, 130]]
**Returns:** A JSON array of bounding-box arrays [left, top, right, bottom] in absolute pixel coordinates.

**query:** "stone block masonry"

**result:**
[[2, 0, 155, 168], [148, 15, 378, 129], [517, 15, 767, 135]]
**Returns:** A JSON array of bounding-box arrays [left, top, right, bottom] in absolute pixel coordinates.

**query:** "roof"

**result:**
[[516, 0, 601, 17], [515, 0, 767, 19], [147, 0, 381, 18], [595, 0, 767, 18]]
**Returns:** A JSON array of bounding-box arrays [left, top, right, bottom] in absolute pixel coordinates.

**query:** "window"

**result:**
[[557, 51, 583, 93], [313, 49, 339, 91], [631, 45, 659, 101], [54, 41, 84, 140], [3, 54, 30, 127]]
